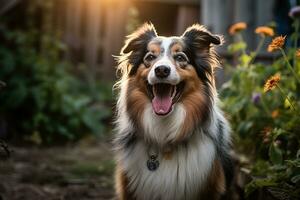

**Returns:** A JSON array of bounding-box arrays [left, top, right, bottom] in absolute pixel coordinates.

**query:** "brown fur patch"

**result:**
[[199, 158, 226, 199], [148, 42, 161, 55], [174, 64, 213, 142], [162, 146, 173, 160], [115, 164, 134, 200], [210, 159, 226, 194], [126, 64, 151, 129], [162, 151, 173, 160], [170, 42, 183, 53]]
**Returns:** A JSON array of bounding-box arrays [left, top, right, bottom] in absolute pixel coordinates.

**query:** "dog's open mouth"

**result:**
[[147, 82, 184, 116]]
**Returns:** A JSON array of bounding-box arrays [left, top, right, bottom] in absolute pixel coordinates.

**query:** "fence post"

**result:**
[[84, 0, 102, 81], [64, 0, 82, 61], [102, 0, 129, 81], [176, 5, 199, 35]]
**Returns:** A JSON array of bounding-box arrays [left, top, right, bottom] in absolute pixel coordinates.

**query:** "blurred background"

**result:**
[[0, 0, 300, 200]]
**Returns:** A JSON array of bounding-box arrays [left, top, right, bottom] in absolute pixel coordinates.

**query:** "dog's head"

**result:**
[[117, 23, 222, 143]]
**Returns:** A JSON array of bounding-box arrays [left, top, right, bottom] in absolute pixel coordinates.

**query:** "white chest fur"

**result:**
[[121, 129, 216, 200], [142, 103, 187, 145]]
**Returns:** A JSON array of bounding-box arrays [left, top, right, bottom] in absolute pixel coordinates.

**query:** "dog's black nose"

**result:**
[[155, 65, 170, 78]]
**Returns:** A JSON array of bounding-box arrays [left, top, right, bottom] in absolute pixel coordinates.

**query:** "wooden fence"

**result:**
[[1, 0, 277, 81], [61, 0, 129, 80]]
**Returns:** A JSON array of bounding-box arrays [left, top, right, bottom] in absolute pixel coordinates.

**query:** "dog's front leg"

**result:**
[[115, 164, 135, 200]]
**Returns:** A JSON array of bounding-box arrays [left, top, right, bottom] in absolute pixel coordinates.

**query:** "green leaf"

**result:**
[[297, 149, 300, 158], [29, 131, 42, 145], [291, 175, 300, 183], [228, 41, 247, 53], [239, 54, 252, 66], [272, 128, 286, 140], [245, 178, 277, 197], [237, 121, 253, 137], [284, 97, 293, 109], [269, 143, 283, 165]]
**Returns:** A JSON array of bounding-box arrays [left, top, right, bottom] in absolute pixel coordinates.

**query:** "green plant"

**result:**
[[221, 20, 300, 199], [0, 1, 112, 144]]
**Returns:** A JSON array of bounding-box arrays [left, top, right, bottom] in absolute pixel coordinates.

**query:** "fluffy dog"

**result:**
[[113, 23, 233, 200]]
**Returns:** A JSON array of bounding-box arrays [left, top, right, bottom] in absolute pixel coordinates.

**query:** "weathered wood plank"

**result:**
[[65, 0, 82, 49], [176, 5, 199, 35], [84, 0, 101, 76], [102, 0, 129, 80]]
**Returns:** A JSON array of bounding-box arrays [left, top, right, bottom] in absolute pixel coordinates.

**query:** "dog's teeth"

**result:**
[[152, 86, 156, 96], [171, 86, 176, 98]]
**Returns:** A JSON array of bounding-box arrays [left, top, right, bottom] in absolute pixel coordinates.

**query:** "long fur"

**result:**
[[113, 23, 232, 200]]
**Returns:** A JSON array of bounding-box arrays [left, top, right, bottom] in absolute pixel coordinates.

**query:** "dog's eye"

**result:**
[[144, 54, 157, 62], [174, 54, 187, 62]]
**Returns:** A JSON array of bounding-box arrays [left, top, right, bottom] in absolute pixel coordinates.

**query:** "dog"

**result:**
[[113, 23, 233, 200]]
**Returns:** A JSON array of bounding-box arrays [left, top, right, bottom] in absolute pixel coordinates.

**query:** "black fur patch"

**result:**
[[204, 119, 233, 189], [181, 25, 221, 46], [217, 120, 234, 188], [181, 25, 220, 84], [113, 125, 137, 152], [120, 23, 157, 75]]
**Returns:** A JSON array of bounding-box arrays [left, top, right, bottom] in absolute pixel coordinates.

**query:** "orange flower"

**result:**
[[267, 35, 286, 52], [229, 22, 247, 35], [255, 26, 274, 37], [271, 110, 279, 118], [264, 74, 281, 93], [296, 49, 300, 59]]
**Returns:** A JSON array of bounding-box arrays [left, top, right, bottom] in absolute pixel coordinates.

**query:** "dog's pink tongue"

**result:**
[[152, 96, 172, 115]]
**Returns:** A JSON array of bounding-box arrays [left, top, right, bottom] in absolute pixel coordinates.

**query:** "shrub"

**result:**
[[221, 19, 300, 199], [0, 2, 111, 144]]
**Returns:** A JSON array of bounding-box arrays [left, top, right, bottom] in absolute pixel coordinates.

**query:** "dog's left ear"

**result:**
[[121, 23, 157, 54], [181, 24, 222, 48]]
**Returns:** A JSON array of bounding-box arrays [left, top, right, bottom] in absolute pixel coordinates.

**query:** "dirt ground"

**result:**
[[0, 138, 115, 200]]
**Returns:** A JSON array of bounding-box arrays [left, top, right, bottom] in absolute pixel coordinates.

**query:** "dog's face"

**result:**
[[118, 23, 221, 142]]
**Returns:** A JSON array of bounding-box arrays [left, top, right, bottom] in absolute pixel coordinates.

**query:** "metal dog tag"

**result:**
[[147, 155, 159, 171]]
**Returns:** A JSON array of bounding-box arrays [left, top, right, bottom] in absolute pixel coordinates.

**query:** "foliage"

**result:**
[[0, 1, 112, 144], [221, 20, 300, 199]]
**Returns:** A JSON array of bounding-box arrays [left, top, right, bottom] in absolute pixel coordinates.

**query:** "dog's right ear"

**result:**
[[181, 24, 222, 49], [121, 23, 157, 54]]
